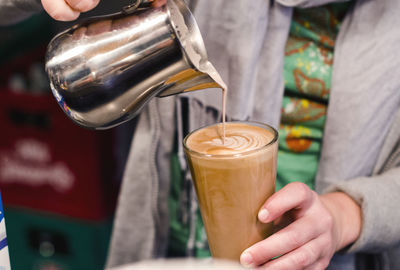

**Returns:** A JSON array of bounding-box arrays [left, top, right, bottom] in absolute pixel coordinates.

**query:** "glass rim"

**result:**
[[183, 121, 279, 158]]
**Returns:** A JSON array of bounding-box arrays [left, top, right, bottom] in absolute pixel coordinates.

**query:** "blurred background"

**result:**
[[0, 1, 136, 269]]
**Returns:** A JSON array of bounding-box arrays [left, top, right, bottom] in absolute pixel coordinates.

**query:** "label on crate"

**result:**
[[0, 193, 10, 270], [0, 139, 75, 192]]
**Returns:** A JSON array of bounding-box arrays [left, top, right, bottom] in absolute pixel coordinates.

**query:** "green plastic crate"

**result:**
[[4, 207, 112, 270]]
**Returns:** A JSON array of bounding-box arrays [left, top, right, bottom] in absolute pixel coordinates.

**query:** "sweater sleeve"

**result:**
[[0, 0, 43, 25], [323, 166, 400, 253]]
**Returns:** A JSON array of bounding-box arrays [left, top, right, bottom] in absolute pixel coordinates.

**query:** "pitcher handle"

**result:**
[[123, 0, 156, 14]]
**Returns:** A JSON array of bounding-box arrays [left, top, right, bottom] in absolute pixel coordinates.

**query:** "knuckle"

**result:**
[[293, 246, 319, 267], [286, 231, 303, 248], [292, 250, 312, 267], [292, 182, 310, 197]]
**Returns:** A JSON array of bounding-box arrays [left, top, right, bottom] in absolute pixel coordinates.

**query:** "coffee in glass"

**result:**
[[184, 121, 278, 261]]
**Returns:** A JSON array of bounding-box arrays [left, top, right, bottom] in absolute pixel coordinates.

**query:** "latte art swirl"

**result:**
[[206, 133, 266, 152], [186, 123, 275, 155]]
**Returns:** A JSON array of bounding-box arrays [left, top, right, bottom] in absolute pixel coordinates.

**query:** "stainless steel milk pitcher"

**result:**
[[45, 0, 221, 129]]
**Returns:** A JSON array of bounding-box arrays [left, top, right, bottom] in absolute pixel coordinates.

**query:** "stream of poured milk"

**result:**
[[200, 61, 228, 143]]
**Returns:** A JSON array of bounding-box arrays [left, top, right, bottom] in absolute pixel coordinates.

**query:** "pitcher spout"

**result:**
[[158, 68, 221, 97]]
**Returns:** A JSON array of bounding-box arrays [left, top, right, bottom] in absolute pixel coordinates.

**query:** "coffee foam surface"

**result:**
[[186, 123, 274, 155]]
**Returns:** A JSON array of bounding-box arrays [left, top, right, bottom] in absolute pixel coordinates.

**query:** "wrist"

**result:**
[[320, 192, 362, 251]]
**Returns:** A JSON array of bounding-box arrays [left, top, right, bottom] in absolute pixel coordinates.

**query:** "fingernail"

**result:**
[[258, 208, 269, 222], [240, 251, 254, 268]]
